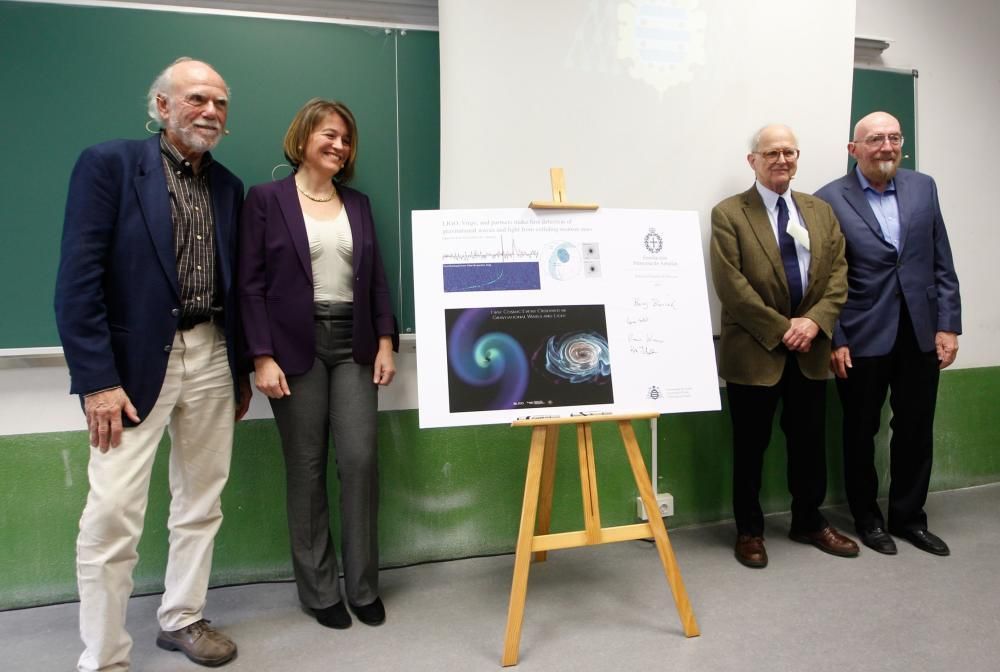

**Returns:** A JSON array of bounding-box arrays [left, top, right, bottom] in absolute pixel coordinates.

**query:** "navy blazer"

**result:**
[[238, 175, 398, 377], [54, 134, 246, 423], [815, 168, 961, 357]]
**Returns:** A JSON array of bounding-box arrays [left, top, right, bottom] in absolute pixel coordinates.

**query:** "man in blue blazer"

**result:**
[[55, 58, 250, 670], [815, 111, 961, 557]]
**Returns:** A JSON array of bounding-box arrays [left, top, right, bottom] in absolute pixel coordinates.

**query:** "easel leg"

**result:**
[[533, 426, 559, 563], [577, 423, 602, 543], [619, 421, 701, 637], [502, 426, 548, 666]]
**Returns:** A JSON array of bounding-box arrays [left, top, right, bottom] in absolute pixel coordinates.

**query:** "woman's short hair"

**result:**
[[283, 98, 359, 183]]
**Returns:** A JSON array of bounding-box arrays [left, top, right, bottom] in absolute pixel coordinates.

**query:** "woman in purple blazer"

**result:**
[[239, 99, 399, 629]]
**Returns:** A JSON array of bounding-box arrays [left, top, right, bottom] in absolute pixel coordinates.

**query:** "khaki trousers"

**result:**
[[76, 323, 235, 672]]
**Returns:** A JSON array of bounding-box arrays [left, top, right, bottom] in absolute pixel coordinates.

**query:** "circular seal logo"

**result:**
[[644, 228, 663, 254], [617, 0, 707, 97]]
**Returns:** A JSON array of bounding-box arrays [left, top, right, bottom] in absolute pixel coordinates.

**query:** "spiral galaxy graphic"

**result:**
[[447, 308, 529, 410], [543, 331, 612, 384]]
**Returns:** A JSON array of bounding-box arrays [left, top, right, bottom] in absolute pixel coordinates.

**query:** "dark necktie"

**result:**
[[776, 196, 803, 311]]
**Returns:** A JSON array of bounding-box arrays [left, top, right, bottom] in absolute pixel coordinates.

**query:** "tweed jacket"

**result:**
[[710, 185, 847, 385]]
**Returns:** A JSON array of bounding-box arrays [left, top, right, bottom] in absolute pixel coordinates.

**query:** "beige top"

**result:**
[[303, 208, 354, 303]]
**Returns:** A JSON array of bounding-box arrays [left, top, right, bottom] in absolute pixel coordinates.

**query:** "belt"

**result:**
[[178, 314, 213, 331]]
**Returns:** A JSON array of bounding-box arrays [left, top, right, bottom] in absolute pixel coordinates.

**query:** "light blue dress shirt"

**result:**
[[855, 166, 900, 250]]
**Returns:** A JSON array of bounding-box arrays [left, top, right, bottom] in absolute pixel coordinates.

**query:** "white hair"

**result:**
[[147, 57, 192, 125], [749, 124, 798, 152]]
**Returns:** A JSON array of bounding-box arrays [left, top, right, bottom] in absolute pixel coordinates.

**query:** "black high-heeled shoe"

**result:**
[[312, 601, 352, 629], [348, 597, 386, 626]]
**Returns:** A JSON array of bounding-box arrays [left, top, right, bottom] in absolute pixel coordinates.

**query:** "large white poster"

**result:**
[[413, 208, 719, 428]]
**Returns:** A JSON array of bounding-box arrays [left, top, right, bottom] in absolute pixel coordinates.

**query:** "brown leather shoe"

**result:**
[[156, 619, 237, 667], [789, 525, 860, 557], [735, 534, 768, 568]]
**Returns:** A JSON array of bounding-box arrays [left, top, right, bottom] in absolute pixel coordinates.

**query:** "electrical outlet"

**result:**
[[637, 493, 674, 521]]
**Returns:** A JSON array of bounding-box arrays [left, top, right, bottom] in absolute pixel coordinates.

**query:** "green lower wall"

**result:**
[[661, 366, 1000, 528], [2, 367, 998, 609]]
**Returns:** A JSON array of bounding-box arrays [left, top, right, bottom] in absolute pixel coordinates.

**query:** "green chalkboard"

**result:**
[[850, 67, 917, 171], [0, 1, 438, 347]]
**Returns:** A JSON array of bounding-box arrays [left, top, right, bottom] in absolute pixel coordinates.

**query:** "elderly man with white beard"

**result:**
[[55, 57, 251, 671], [815, 111, 962, 557]]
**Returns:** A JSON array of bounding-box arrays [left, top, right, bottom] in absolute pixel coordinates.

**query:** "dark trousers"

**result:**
[[836, 305, 939, 533], [727, 356, 828, 537], [269, 303, 380, 609]]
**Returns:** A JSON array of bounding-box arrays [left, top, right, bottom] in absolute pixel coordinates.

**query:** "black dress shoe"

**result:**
[[312, 602, 352, 629], [348, 597, 386, 626], [859, 527, 898, 555], [891, 528, 950, 556]]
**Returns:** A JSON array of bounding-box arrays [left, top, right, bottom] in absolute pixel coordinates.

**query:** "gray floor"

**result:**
[[5, 483, 999, 672]]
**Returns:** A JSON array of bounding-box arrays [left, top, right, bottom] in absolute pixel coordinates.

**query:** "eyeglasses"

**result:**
[[857, 133, 904, 148], [754, 148, 799, 163]]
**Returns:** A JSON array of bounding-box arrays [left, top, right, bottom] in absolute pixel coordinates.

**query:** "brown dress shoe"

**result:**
[[735, 534, 768, 568], [789, 525, 860, 557], [156, 619, 237, 667]]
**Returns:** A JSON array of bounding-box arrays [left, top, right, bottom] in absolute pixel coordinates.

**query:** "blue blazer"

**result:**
[[54, 134, 245, 423], [815, 168, 961, 357], [238, 175, 398, 377]]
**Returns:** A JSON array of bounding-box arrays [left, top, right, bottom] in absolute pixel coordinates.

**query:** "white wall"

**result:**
[[855, 0, 1000, 369], [0, 340, 417, 436], [438, 0, 858, 334]]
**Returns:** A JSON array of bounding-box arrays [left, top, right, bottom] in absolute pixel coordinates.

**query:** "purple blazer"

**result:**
[[238, 174, 399, 376]]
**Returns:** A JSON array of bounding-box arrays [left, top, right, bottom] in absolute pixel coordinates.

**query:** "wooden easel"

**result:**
[[501, 413, 700, 666], [528, 167, 599, 211]]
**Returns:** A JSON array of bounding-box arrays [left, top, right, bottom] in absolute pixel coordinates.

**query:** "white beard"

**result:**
[[873, 159, 899, 182], [168, 117, 222, 153]]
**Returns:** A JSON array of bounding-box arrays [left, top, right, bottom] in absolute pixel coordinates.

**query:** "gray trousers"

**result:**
[[269, 302, 379, 609]]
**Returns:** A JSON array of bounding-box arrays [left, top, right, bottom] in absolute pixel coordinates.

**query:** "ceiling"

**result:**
[[94, 0, 439, 28]]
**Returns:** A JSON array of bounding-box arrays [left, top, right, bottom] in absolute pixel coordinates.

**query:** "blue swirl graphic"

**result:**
[[447, 308, 529, 409], [547, 242, 580, 280], [544, 331, 611, 384]]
